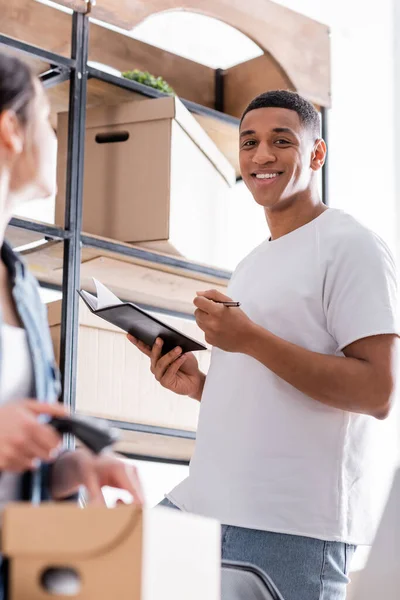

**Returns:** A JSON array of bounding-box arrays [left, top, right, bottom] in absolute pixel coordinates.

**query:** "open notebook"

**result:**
[[78, 279, 207, 355]]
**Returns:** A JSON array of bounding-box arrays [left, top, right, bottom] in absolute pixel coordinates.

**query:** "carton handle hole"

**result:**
[[95, 131, 130, 144], [40, 567, 81, 596]]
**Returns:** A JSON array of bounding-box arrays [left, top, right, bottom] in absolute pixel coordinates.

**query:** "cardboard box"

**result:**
[[3, 503, 221, 600], [48, 299, 210, 432], [56, 96, 236, 265]]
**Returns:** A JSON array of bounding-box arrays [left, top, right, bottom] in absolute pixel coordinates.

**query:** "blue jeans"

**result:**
[[159, 498, 356, 600]]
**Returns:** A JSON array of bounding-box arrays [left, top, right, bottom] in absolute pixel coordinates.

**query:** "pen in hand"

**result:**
[[213, 300, 241, 307], [195, 291, 240, 308]]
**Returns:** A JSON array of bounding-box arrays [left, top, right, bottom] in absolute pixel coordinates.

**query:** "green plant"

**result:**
[[122, 69, 175, 95]]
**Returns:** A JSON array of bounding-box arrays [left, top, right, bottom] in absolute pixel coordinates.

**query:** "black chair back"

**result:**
[[221, 560, 285, 600]]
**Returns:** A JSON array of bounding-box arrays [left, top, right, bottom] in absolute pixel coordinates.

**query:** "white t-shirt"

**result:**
[[168, 209, 399, 545], [0, 324, 34, 512]]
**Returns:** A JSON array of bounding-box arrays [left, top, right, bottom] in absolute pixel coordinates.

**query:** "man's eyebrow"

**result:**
[[240, 129, 256, 138], [239, 127, 298, 138], [272, 127, 297, 136]]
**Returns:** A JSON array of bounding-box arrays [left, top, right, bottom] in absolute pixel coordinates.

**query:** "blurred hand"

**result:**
[[0, 400, 67, 472], [51, 448, 144, 505], [127, 334, 205, 401]]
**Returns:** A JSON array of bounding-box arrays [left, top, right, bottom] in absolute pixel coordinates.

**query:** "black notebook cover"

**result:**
[[78, 291, 207, 355]]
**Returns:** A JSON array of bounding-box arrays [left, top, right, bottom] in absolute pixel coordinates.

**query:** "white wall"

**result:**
[[395, 0, 400, 270], [276, 0, 396, 252]]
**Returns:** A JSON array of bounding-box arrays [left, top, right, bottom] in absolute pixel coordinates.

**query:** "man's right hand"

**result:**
[[127, 335, 205, 401], [0, 400, 67, 472]]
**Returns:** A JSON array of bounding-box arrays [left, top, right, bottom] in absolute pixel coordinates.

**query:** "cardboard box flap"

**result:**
[[173, 97, 236, 187], [3, 504, 142, 558]]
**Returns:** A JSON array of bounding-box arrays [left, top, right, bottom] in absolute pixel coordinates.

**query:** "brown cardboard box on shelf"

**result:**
[[47, 299, 210, 432], [56, 96, 236, 266], [2, 503, 220, 600]]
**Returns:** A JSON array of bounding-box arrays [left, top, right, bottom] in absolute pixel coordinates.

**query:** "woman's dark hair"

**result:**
[[0, 51, 35, 124]]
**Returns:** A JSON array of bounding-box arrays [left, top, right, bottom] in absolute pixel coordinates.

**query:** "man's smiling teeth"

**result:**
[[255, 173, 280, 179]]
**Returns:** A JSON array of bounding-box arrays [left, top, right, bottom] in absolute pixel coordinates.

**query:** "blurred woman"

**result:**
[[0, 51, 143, 514]]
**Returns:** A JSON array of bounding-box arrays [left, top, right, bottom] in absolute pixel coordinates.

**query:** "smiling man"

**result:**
[[128, 91, 399, 600]]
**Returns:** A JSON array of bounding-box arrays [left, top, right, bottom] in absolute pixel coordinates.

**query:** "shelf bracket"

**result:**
[[39, 65, 70, 89]]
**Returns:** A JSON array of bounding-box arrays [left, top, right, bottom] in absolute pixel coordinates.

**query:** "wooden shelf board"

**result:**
[[113, 429, 194, 462], [6, 220, 230, 314], [6, 225, 46, 250], [76, 429, 193, 462], [75, 412, 194, 462]]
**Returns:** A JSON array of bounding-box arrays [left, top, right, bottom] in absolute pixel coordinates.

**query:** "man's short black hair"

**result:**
[[241, 90, 320, 139]]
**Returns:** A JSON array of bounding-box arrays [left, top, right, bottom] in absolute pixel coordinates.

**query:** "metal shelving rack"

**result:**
[[0, 7, 329, 464]]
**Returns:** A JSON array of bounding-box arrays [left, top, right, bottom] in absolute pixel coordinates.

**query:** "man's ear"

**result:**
[[310, 138, 327, 172], [0, 111, 24, 155]]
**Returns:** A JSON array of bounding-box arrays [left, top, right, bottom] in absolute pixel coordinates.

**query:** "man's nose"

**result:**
[[252, 142, 277, 164]]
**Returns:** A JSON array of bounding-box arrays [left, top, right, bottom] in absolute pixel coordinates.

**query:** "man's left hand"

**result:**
[[51, 448, 144, 506], [194, 289, 255, 353]]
